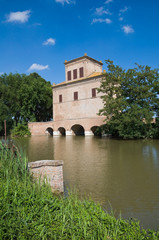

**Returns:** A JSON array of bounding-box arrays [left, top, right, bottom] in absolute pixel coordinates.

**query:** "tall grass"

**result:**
[[0, 141, 159, 239]]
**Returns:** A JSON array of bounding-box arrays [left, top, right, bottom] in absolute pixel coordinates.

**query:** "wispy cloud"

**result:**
[[105, 0, 113, 4], [92, 18, 112, 24], [0, 72, 4, 75], [28, 63, 49, 71], [122, 25, 134, 34], [33, 23, 42, 26], [5, 10, 31, 23], [43, 38, 56, 46], [95, 7, 112, 16], [55, 0, 75, 5], [119, 6, 128, 16]]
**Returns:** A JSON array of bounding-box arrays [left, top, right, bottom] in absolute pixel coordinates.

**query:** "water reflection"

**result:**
[[12, 136, 159, 230], [143, 143, 159, 167]]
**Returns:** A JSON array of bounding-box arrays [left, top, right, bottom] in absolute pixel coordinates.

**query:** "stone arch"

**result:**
[[91, 126, 101, 136], [58, 127, 66, 136], [46, 127, 53, 136], [71, 124, 85, 136]]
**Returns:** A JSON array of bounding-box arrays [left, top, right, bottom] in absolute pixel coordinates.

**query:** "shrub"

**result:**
[[11, 123, 31, 137]]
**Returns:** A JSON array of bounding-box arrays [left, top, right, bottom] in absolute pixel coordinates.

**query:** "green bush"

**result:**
[[11, 123, 31, 137]]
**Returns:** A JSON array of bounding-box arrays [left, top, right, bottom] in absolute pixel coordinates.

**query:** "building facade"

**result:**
[[29, 54, 105, 136]]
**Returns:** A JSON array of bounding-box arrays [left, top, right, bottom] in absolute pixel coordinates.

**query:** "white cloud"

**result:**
[[92, 18, 112, 24], [43, 38, 56, 46], [105, 0, 113, 4], [55, 0, 75, 5], [5, 10, 31, 23], [28, 63, 49, 71], [95, 7, 112, 16], [119, 6, 128, 16], [0, 72, 4, 75], [122, 25, 134, 34]]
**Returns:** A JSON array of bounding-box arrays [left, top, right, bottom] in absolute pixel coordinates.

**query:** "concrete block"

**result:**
[[28, 160, 64, 193]]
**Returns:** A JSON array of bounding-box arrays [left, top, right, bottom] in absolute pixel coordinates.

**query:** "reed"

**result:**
[[0, 141, 159, 239]]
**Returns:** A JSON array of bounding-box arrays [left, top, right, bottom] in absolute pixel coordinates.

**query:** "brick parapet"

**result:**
[[28, 122, 53, 135]]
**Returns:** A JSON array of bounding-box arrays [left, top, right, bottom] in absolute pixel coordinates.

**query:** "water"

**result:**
[[12, 136, 159, 230]]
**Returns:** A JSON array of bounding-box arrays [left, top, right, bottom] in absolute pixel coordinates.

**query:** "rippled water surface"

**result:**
[[11, 136, 159, 229]]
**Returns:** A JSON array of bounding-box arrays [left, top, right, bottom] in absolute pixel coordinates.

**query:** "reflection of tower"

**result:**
[[52, 54, 105, 136]]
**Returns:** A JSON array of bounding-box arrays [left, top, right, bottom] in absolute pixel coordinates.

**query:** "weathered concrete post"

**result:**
[[28, 160, 64, 193]]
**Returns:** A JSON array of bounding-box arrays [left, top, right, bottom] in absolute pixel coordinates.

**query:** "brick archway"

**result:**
[[46, 127, 53, 136], [71, 124, 85, 136], [58, 127, 66, 136]]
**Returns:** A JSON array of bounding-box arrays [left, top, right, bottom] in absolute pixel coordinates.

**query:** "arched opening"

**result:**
[[71, 124, 85, 136], [91, 126, 101, 136], [46, 127, 53, 136], [58, 127, 66, 136]]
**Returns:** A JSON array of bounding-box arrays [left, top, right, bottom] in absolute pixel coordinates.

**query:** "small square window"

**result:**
[[74, 91, 78, 101]]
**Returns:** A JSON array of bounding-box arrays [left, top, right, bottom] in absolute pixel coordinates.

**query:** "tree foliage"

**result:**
[[98, 60, 159, 139], [0, 73, 52, 135]]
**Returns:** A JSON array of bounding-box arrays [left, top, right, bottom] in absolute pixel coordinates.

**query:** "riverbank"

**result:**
[[0, 142, 159, 239]]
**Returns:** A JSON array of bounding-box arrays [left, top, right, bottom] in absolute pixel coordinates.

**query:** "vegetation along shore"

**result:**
[[0, 141, 159, 239]]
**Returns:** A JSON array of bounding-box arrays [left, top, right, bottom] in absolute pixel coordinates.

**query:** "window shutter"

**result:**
[[74, 91, 78, 100], [73, 69, 77, 79], [67, 71, 71, 81], [92, 88, 96, 98], [59, 94, 62, 103], [79, 67, 84, 78]]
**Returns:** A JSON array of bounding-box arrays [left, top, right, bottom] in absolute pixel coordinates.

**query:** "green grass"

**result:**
[[0, 141, 159, 240]]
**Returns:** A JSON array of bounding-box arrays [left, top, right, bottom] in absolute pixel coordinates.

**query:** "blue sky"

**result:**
[[0, 0, 159, 84]]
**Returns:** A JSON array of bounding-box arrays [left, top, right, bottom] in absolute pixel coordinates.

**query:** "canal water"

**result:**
[[12, 136, 159, 230]]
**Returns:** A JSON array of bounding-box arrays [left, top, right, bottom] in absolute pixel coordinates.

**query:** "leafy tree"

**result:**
[[98, 60, 159, 139], [0, 74, 13, 135], [0, 72, 52, 135]]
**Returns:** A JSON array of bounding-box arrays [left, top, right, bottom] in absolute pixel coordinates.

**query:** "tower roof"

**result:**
[[64, 55, 103, 66]]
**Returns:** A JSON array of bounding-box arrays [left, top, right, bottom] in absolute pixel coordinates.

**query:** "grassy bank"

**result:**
[[0, 142, 159, 239]]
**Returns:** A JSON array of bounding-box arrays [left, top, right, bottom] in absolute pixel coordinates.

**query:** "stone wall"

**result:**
[[28, 160, 64, 193]]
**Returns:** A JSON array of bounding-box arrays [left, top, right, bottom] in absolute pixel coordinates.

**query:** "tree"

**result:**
[[98, 60, 159, 139], [0, 73, 52, 135]]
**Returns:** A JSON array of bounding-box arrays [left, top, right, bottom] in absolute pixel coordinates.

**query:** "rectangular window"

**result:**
[[59, 94, 62, 103], [67, 71, 71, 81], [73, 69, 77, 79], [92, 88, 96, 98], [74, 91, 78, 101], [79, 67, 84, 78]]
